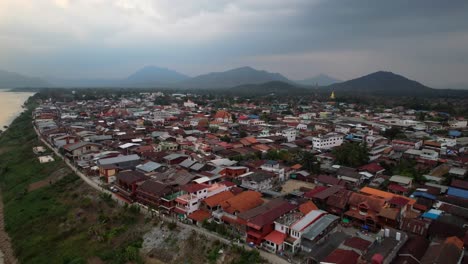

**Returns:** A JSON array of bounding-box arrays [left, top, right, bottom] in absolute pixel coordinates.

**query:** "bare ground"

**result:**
[[0, 190, 18, 264], [27, 167, 70, 191]]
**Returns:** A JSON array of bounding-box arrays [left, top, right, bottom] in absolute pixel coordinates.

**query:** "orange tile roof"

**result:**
[[214, 110, 231, 119], [220, 190, 263, 214], [445, 236, 464, 249], [291, 164, 302, 170], [252, 144, 270, 151], [359, 187, 416, 205], [299, 201, 318, 215], [244, 137, 258, 144], [203, 191, 235, 207]]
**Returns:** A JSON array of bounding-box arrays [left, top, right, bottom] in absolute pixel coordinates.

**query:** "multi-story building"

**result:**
[[311, 133, 344, 150]]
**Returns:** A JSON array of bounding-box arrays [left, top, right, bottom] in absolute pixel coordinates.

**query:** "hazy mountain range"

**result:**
[[1, 66, 468, 97], [295, 74, 341, 86], [0, 70, 49, 88]]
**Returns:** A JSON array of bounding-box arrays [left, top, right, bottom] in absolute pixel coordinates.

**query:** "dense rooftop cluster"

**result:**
[[33, 92, 468, 264]]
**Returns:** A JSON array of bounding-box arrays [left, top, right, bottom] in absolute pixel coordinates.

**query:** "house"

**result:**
[[315, 174, 344, 187], [392, 139, 423, 152], [53, 134, 78, 148], [174, 182, 231, 218], [420, 237, 464, 264], [336, 167, 364, 188], [300, 214, 340, 252], [282, 128, 297, 142], [115, 170, 149, 200], [63, 142, 102, 159], [213, 190, 264, 225], [260, 160, 286, 181], [393, 235, 430, 264], [240, 172, 274, 191], [214, 110, 232, 123], [344, 192, 385, 232], [321, 249, 360, 264], [162, 153, 188, 165], [201, 190, 235, 211], [135, 180, 174, 209], [266, 209, 327, 254], [388, 175, 413, 194], [242, 199, 297, 245], [136, 161, 164, 173], [97, 154, 141, 182], [311, 133, 344, 150]]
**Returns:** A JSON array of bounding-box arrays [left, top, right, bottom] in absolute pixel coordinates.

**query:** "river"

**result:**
[[0, 89, 35, 130]]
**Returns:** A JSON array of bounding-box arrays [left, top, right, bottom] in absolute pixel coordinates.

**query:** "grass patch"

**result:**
[[0, 97, 146, 263]]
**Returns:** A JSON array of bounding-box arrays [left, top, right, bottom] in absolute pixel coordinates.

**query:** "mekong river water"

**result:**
[[0, 89, 35, 129]]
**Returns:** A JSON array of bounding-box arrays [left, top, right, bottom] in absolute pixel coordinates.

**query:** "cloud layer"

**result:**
[[0, 0, 467, 87]]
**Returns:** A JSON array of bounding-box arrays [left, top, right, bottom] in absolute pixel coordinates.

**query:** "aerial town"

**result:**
[[32, 91, 467, 264]]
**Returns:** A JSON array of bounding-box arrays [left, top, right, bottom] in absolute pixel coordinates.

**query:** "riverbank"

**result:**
[[0, 98, 149, 263]]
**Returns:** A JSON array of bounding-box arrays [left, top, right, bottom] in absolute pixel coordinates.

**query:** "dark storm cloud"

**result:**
[[0, 0, 467, 87]]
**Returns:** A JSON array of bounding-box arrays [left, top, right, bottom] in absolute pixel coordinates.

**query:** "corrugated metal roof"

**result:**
[[98, 154, 140, 165], [291, 210, 326, 232], [447, 187, 468, 199], [302, 214, 339, 241]]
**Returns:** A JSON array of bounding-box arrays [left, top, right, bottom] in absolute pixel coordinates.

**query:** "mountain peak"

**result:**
[[125, 66, 189, 85], [178, 66, 291, 88], [326, 71, 432, 96], [297, 74, 341, 86]]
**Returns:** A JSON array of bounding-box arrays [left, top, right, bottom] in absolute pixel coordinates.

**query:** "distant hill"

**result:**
[[0, 70, 49, 88], [296, 74, 341, 86], [325, 71, 434, 96], [122, 66, 189, 86], [47, 66, 189, 88], [225, 81, 308, 96], [178, 66, 291, 89]]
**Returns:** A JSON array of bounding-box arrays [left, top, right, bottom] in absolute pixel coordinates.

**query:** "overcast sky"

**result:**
[[1, 0, 467, 88]]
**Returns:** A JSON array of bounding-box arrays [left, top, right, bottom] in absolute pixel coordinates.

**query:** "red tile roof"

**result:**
[[188, 210, 211, 222], [299, 201, 318, 215], [304, 186, 328, 199], [182, 183, 208, 193], [388, 196, 410, 207], [451, 179, 468, 190], [359, 163, 385, 173], [264, 230, 287, 245], [247, 201, 297, 229], [388, 183, 408, 193], [322, 249, 360, 264], [344, 237, 372, 252]]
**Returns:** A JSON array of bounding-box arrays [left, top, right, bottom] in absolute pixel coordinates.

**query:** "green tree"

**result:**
[[332, 142, 369, 167]]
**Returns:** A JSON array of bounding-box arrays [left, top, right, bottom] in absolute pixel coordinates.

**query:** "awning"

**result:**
[[247, 231, 263, 239]]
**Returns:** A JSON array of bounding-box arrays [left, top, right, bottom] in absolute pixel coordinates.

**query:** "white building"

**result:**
[[312, 133, 344, 150], [282, 128, 297, 142], [261, 160, 286, 181], [183, 100, 197, 108], [449, 120, 467, 129]]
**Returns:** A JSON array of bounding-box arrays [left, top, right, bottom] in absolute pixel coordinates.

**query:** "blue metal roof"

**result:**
[[411, 191, 437, 200], [422, 212, 439, 220], [448, 130, 462, 137], [447, 187, 468, 199]]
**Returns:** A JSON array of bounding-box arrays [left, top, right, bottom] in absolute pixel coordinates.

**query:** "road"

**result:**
[[33, 123, 291, 264]]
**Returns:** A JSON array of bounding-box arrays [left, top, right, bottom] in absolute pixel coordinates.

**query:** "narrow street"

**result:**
[[34, 123, 292, 264]]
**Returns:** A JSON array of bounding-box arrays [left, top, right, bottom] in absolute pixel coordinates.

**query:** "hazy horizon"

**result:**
[[1, 1, 468, 88]]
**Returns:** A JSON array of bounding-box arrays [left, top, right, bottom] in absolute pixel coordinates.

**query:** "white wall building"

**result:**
[[312, 133, 344, 150], [282, 128, 297, 142]]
